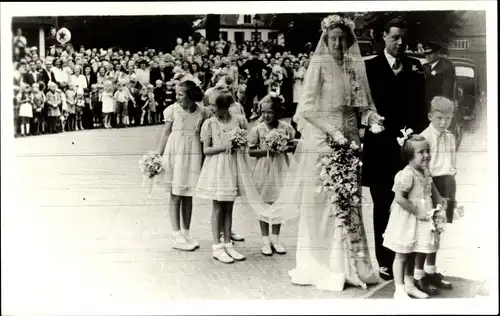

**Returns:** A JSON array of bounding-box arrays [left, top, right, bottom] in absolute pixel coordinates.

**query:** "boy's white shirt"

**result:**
[[420, 123, 457, 177]]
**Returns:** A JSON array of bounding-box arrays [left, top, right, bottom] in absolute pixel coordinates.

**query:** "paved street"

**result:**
[[3, 113, 492, 313]]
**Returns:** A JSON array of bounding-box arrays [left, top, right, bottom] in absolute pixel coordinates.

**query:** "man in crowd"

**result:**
[[240, 48, 269, 120], [422, 42, 456, 112]]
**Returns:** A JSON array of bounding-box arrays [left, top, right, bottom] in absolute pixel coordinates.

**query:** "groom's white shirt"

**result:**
[[384, 49, 402, 75]]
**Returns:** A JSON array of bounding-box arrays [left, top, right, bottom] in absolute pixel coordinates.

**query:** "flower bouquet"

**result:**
[[315, 127, 364, 250], [139, 152, 164, 194], [228, 128, 248, 154], [427, 204, 447, 233], [264, 129, 290, 154]]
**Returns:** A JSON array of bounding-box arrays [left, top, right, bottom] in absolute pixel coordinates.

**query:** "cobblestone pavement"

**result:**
[[3, 115, 491, 312]]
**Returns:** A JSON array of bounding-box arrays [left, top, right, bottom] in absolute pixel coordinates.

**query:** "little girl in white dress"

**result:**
[[383, 133, 446, 299], [248, 94, 296, 256], [155, 80, 209, 251], [196, 91, 248, 264]]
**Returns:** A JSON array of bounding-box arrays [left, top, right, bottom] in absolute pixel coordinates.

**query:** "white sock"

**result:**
[[26, 123, 30, 134], [424, 265, 437, 274], [173, 230, 182, 238], [404, 276, 415, 287], [272, 234, 280, 244], [414, 269, 425, 281], [262, 236, 271, 245], [182, 229, 190, 238], [20, 124, 25, 135]]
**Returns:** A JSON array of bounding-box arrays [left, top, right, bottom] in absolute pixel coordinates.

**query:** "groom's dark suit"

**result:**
[[362, 52, 428, 272]]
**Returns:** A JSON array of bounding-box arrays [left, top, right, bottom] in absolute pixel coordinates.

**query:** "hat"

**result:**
[[423, 42, 442, 54]]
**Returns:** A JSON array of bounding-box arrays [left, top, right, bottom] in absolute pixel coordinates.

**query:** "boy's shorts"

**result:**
[[116, 101, 128, 117], [432, 175, 457, 223]]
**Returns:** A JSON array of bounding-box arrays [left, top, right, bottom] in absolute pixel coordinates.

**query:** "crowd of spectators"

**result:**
[[13, 26, 315, 137]]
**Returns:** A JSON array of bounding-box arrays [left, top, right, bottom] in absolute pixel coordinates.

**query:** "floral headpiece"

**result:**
[[397, 127, 414, 147], [321, 14, 356, 32]]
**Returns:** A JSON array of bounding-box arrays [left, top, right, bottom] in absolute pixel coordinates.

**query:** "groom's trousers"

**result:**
[[370, 185, 396, 271]]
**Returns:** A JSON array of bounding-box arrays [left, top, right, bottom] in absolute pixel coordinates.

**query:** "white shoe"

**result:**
[[271, 243, 287, 255], [261, 244, 273, 256], [405, 285, 429, 299], [213, 244, 234, 264], [224, 243, 245, 261], [184, 235, 200, 249], [394, 290, 412, 299], [172, 235, 196, 251]]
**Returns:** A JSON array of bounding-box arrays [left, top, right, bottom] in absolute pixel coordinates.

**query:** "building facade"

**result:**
[[194, 14, 281, 43]]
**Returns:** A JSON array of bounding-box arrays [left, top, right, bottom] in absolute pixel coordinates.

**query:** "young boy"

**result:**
[[419, 96, 458, 291], [154, 79, 166, 123]]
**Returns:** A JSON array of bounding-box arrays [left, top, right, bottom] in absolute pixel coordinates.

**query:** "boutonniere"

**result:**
[[412, 65, 419, 72], [431, 70, 437, 76]]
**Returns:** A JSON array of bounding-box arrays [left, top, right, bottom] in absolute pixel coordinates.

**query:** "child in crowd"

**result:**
[[147, 84, 157, 125], [75, 90, 85, 130], [419, 96, 459, 291], [89, 84, 102, 128], [248, 93, 296, 256], [101, 80, 115, 129], [196, 90, 248, 264], [46, 82, 61, 134], [65, 84, 77, 131], [138, 87, 150, 126], [114, 80, 134, 127], [154, 80, 208, 251], [165, 81, 176, 108], [382, 132, 447, 299], [16, 84, 33, 136], [154, 79, 166, 123], [31, 83, 46, 135]]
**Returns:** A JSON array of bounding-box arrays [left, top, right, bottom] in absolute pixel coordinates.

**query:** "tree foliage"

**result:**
[[365, 11, 466, 49], [269, 11, 466, 52]]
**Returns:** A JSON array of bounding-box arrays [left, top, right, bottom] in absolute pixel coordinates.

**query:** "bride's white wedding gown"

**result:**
[[272, 56, 379, 291]]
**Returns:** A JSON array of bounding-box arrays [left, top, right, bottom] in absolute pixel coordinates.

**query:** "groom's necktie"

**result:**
[[392, 58, 401, 71]]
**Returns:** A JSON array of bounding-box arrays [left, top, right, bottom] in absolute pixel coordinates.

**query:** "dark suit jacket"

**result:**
[[362, 53, 428, 188], [423, 57, 456, 110], [150, 68, 170, 85], [22, 71, 44, 87]]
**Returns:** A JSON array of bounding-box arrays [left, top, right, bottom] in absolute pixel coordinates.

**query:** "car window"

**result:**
[[456, 66, 474, 78]]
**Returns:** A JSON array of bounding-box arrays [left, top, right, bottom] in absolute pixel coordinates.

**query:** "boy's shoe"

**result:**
[[425, 272, 453, 290], [224, 243, 245, 261], [415, 279, 439, 295], [172, 235, 196, 251], [213, 244, 234, 264]]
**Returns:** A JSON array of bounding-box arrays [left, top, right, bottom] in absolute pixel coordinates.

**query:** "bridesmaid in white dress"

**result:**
[[265, 15, 385, 291]]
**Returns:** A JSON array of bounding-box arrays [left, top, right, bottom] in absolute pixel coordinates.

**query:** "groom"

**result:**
[[362, 18, 428, 280]]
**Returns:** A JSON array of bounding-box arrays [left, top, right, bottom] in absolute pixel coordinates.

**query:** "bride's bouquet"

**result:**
[[228, 128, 248, 153], [264, 129, 290, 154], [316, 127, 363, 245]]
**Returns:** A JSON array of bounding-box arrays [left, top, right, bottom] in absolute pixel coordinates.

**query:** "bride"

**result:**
[[257, 14, 385, 291]]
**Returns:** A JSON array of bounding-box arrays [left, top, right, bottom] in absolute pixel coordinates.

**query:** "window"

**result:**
[[234, 32, 244, 44], [456, 66, 474, 78], [252, 32, 262, 41], [219, 31, 228, 41], [244, 15, 252, 24], [450, 40, 470, 50], [268, 32, 278, 41]]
